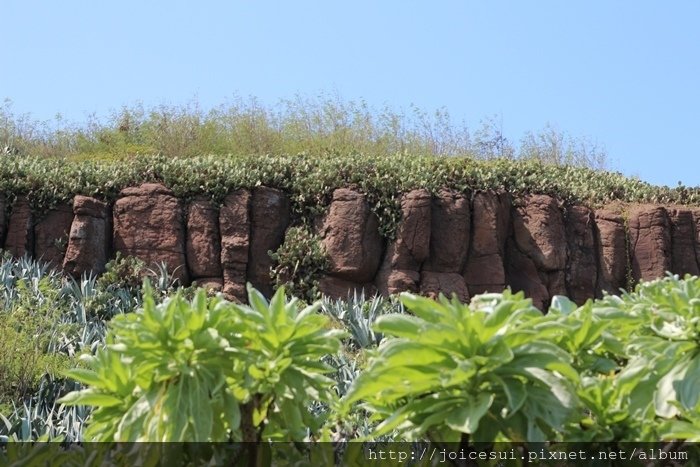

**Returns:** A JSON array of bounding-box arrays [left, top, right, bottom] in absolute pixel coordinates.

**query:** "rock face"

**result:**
[[63, 196, 110, 276], [318, 275, 377, 300], [5, 182, 700, 309], [376, 189, 431, 295], [4, 197, 34, 258], [628, 206, 671, 283], [512, 195, 567, 272], [505, 240, 550, 310], [508, 195, 567, 308], [594, 209, 628, 295], [35, 203, 73, 269], [425, 189, 470, 273], [220, 189, 251, 302], [113, 184, 189, 284], [319, 188, 383, 283], [463, 191, 511, 295], [566, 205, 598, 304], [420, 271, 470, 302], [420, 189, 470, 300], [668, 208, 700, 276], [186, 197, 222, 279], [248, 187, 290, 296]]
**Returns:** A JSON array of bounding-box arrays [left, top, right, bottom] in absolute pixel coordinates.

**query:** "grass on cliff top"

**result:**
[[2, 95, 699, 238], [2, 153, 699, 240]]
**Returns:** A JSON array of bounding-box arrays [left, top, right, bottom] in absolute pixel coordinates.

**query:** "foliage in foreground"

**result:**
[[2, 249, 700, 448], [59, 284, 345, 442], [53, 274, 700, 446], [0, 253, 179, 442]]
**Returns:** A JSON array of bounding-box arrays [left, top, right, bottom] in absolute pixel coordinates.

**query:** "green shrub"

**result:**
[[270, 225, 329, 302], [340, 291, 579, 442], [58, 282, 345, 442]]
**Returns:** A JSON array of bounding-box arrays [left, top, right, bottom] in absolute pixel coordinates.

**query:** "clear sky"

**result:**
[[3, 1, 699, 187]]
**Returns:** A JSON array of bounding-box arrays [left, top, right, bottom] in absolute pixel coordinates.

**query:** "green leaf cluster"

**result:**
[[58, 283, 345, 442]]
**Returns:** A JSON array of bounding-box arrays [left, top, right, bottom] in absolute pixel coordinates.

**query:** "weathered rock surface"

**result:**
[[319, 188, 383, 283], [248, 187, 290, 296], [113, 183, 188, 284], [425, 188, 470, 273], [186, 197, 222, 279], [4, 197, 33, 258], [63, 196, 110, 277], [566, 205, 598, 304], [419, 271, 470, 302], [628, 206, 671, 283], [594, 209, 627, 294], [376, 189, 431, 295], [318, 275, 377, 300], [505, 239, 549, 310], [35, 203, 73, 269], [191, 277, 224, 292], [463, 191, 511, 295], [512, 194, 567, 272], [668, 207, 700, 276], [220, 189, 251, 302]]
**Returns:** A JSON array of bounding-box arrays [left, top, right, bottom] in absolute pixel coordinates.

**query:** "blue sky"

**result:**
[[3, 1, 699, 187]]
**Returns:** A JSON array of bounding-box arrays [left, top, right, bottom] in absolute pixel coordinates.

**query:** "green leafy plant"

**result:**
[[58, 282, 345, 443], [270, 225, 329, 302], [340, 291, 579, 443]]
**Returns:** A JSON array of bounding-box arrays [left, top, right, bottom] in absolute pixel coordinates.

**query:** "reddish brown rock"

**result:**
[[318, 275, 377, 300], [375, 189, 431, 295], [113, 184, 189, 284], [512, 194, 567, 272], [63, 196, 110, 277], [4, 196, 33, 258], [248, 187, 290, 296], [505, 239, 549, 310], [0, 194, 6, 247], [319, 188, 383, 283], [191, 277, 224, 292], [186, 197, 222, 279], [668, 208, 699, 276], [220, 189, 251, 302], [463, 191, 511, 295], [594, 209, 627, 294], [419, 271, 470, 303], [34, 203, 73, 269], [565, 205, 598, 304], [628, 206, 671, 282], [424, 188, 470, 273]]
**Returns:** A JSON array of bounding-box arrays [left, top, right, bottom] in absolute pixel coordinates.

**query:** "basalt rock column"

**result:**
[[668, 207, 700, 276], [186, 197, 223, 292], [35, 203, 74, 269], [248, 187, 290, 297], [220, 189, 251, 302], [63, 196, 110, 276], [376, 189, 431, 295], [113, 183, 189, 284], [628, 206, 671, 283], [463, 191, 511, 296], [420, 188, 470, 302], [508, 194, 567, 309], [4, 196, 33, 258], [565, 205, 598, 304], [594, 209, 628, 295], [318, 188, 383, 299]]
